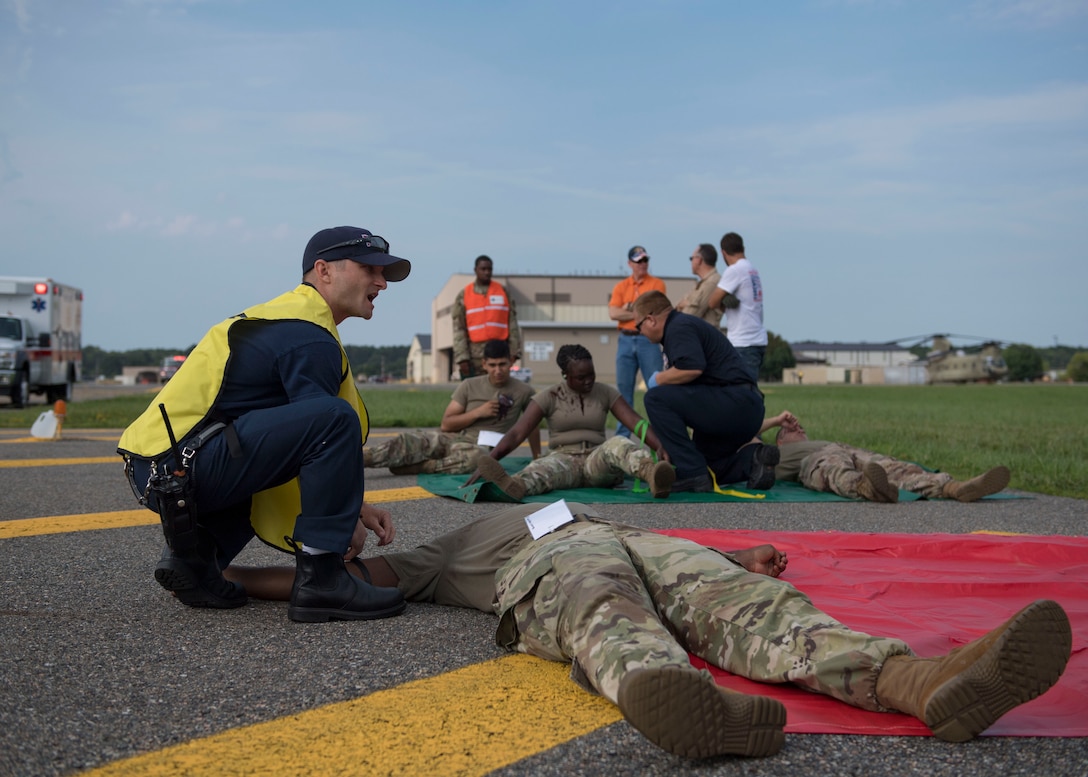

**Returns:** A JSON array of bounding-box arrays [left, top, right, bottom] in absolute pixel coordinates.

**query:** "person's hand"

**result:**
[[647, 371, 660, 389], [771, 410, 796, 428], [478, 399, 500, 419], [345, 503, 395, 559], [731, 544, 788, 577], [655, 446, 671, 463]]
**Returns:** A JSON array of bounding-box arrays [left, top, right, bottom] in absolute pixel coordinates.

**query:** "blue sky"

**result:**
[[2, 0, 1086, 352]]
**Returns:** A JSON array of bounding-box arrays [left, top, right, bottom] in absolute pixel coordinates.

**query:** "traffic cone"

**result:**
[[53, 399, 66, 439]]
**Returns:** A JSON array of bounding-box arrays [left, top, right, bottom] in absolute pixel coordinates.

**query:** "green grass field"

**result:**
[[4, 384, 1085, 499]]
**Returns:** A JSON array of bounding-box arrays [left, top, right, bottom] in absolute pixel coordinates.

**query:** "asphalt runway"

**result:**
[[1, 427, 1086, 776]]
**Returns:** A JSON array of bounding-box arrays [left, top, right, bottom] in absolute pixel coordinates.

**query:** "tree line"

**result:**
[[79, 339, 1086, 384], [82, 344, 411, 381]]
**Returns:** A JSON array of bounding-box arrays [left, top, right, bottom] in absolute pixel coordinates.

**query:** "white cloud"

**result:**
[[7, 0, 31, 32], [969, 0, 1088, 26]]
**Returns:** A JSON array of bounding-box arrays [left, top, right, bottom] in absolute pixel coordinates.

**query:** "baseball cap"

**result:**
[[628, 246, 649, 262], [302, 226, 412, 282]]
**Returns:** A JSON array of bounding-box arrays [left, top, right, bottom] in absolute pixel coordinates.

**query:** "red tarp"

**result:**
[[659, 529, 1088, 737]]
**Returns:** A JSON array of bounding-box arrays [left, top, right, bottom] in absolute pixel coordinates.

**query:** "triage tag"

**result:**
[[477, 430, 504, 447], [524, 499, 574, 540]]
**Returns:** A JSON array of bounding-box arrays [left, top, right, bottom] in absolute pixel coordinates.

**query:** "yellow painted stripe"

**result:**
[[0, 456, 118, 467], [0, 510, 157, 538], [82, 654, 621, 777], [0, 488, 436, 539], [367, 485, 435, 503]]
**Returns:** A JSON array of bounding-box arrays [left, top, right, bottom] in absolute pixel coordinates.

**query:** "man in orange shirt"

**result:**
[[608, 245, 667, 438]]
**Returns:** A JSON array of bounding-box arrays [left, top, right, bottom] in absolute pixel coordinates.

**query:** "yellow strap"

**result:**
[[709, 467, 766, 499]]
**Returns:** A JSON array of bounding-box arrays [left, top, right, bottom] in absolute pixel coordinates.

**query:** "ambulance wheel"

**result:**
[[11, 369, 29, 407]]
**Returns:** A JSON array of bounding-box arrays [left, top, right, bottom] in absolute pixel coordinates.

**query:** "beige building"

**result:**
[[431, 272, 700, 386], [406, 334, 432, 384]]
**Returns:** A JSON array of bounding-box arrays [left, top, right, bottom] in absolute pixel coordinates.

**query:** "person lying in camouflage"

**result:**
[[224, 501, 1071, 760], [763, 410, 1011, 503]]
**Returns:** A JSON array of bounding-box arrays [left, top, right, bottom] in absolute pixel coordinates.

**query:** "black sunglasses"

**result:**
[[635, 315, 650, 334], [317, 235, 391, 255], [629, 257, 649, 264]]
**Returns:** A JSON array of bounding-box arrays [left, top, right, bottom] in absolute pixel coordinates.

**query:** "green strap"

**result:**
[[631, 419, 656, 494]]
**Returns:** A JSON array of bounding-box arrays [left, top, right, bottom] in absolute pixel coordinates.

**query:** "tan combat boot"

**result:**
[[477, 456, 527, 500], [618, 665, 786, 758], [637, 459, 676, 499], [874, 599, 1071, 742], [856, 462, 898, 502], [942, 466, 1011, 502]]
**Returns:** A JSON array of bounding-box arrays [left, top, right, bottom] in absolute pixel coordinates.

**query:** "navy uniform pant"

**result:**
[[644, 382, 764, 482], [132, 396, 362, 565]]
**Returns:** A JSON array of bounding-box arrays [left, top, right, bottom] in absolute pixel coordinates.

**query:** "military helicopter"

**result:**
[[895, 334, 1009, 384]]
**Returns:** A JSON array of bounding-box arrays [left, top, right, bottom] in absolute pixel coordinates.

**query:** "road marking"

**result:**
[[0, 487, 437, 539], [0, 456, 118, 467], [80, 654, 621, 777]]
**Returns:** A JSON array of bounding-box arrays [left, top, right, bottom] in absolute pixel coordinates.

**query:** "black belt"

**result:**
[[619, 330, 641, 336]]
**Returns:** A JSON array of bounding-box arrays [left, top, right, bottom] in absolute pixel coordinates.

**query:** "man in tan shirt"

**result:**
[[675, 243, 723, 327]]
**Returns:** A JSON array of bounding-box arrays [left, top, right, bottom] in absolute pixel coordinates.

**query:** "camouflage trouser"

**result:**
[[800, 443, 953, 499], [496, 522, 912, 710], [364, 430, 484, 475], [459, 341, 489, 378], [513, 436, 655, 496]]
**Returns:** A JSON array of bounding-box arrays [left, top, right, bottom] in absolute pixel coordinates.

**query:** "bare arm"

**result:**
[[441, 397, 499, 433], [759, 410, 797, 436], [610, 396, 669, 461], [608, 303, 636, 323]]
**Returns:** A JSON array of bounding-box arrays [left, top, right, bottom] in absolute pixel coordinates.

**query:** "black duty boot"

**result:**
[[288, 550, 406, 623], [154, 543, 248, 609], [746, 444, 780, 490]]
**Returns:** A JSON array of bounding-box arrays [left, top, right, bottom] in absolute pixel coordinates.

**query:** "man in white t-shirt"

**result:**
[[708, 232, 767, 382]]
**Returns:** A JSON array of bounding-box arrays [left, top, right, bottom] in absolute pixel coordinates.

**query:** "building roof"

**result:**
[[791, 341, 911, 353], [414, 333, 431, 350]]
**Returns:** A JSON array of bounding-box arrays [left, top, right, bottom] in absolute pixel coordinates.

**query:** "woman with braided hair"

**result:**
[[466, 344, 677, 499]]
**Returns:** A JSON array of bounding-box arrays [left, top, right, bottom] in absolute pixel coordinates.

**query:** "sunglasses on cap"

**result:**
[[317, 235, 391, 255], [629, 256, 649, 264]]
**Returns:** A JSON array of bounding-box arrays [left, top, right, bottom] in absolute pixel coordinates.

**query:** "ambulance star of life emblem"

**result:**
[[31, 298, 46, 312]]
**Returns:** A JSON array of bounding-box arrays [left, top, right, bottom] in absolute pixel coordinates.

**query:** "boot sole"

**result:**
[[746, 445, 780, 491], [650, 462, 676, 499], [861, 462, 899, 503], [924, 599, 1072, 742], [617, 665, 786, 758], [477, 456, 526, 500], [154, 555, 247, 609], [288, 600, 407, 622]]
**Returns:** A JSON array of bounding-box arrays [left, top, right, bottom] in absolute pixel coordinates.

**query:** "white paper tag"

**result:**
[[524, 499, 575, 540], [477, 430, 504, 447]]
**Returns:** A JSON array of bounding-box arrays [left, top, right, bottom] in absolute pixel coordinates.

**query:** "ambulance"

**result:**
[[0, 277, 83, 406]]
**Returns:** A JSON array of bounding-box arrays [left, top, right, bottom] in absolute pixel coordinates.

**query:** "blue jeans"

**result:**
[[615, 333, 663, 438], [734, 346, 766, 383]]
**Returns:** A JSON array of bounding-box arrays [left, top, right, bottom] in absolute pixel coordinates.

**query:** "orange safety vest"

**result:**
[[464, 282, 510, 343]]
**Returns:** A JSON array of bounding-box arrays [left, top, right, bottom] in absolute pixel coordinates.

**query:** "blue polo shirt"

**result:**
[[660, 310, 754, 386]]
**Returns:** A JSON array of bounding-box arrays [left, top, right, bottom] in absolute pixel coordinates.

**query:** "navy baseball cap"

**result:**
[[302, 226, 412, 282], [628, 246, 649, 262]]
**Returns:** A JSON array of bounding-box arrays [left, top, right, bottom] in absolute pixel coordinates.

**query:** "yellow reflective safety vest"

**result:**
[[118, 284, 369, 553]]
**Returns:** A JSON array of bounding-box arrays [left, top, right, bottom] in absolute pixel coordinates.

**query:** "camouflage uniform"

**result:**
[[494, 515, 912, 709], [792, 441, 953, 499], [507, 436, 656, 496], [363, 429, 483, 475], [451, 285, 522, 378]]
